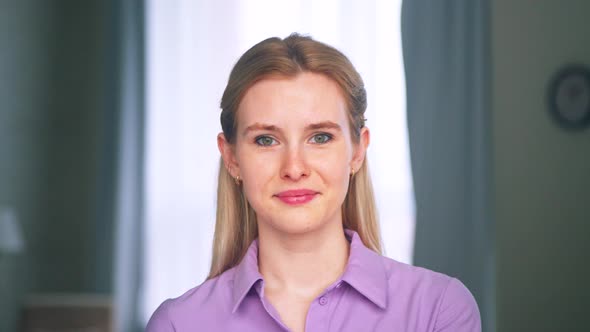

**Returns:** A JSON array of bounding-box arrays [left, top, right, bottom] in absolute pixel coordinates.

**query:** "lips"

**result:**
[[275, 189, 319, 205]]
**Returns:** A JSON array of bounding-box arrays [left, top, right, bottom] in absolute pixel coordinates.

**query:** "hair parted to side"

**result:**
[[208, 33, 382, 279]]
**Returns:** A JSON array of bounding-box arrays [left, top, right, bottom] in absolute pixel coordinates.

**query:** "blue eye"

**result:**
[[310, 133, 332, 144], [255, 136, 277, 146]]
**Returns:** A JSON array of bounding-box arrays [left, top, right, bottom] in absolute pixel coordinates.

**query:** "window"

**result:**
[[144, 0, 413, 323]]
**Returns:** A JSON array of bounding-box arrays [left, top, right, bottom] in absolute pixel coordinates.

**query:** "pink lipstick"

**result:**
[[275, 189, 318, 205]]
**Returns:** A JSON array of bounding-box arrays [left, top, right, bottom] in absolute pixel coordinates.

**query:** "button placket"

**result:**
[[305, 292, 333, 331]]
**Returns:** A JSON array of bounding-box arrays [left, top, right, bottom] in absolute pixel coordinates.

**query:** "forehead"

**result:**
[[237, 72, 349, 128]]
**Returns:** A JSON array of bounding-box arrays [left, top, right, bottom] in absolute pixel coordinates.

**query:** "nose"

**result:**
[[280, 145, 310, 181]]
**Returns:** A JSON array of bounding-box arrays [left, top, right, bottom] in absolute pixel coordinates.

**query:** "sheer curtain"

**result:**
[[144, 0, 412, 323]]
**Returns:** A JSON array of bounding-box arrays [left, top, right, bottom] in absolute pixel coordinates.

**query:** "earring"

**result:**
[[234, 175, 241, 185], [350, 167, 355, 177]]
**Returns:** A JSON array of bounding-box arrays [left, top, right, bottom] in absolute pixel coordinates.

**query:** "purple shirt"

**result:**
[[146, 230, 481, 331]]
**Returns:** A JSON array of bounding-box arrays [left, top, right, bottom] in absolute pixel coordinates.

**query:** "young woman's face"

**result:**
[[219, 72, 369, 236]]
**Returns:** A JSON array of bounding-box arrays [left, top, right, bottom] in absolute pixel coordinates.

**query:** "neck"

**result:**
[[257, 221, 350, 300]]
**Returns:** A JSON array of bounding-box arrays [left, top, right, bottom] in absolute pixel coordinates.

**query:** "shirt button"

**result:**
[[319, 296, 328, 306]]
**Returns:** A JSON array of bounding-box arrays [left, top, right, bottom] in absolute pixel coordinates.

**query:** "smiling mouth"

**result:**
[[274, 189, 319, 205]]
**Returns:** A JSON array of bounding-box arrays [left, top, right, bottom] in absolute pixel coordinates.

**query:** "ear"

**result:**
[[217, 133, 239, 177], [351, 127, 370, 172]]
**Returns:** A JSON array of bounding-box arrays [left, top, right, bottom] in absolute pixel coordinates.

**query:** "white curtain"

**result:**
[[144, 0, 413, 324]]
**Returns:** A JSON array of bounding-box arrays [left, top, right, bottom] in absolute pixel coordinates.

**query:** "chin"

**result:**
[[260, 210, 336, 236]]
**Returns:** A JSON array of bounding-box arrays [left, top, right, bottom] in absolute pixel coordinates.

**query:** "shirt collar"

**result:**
[[231, 229, 388, 312], [341, 229, 388, 309], [231, 238, 263, 313]]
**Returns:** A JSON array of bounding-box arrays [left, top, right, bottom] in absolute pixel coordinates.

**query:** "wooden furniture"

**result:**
[[20, 294, 112, 332]]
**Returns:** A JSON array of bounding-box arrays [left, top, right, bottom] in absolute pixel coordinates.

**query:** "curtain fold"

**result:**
[[110, 1, 145, 331], [401, 1, 494, 331]]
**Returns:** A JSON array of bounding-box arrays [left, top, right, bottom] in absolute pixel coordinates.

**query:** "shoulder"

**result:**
[[145, 268, 236, 331], [381, 257, 481, 332], [381, 257, 454, 296], [433, 277, 481, 331]]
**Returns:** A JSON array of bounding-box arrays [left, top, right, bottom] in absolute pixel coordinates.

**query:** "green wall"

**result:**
[[0, 1, 111, 330], [493, 1, 590, 331]]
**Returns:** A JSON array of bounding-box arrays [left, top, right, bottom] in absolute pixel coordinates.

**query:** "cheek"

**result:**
[[237, 149, 276, 202], [312, 148, 352, 188]]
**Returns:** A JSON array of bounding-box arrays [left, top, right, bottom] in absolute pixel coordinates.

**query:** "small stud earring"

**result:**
[[350, 167, 355, 177], [234, 175, 241, 185]]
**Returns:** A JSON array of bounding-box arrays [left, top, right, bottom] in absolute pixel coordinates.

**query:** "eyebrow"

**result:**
[[242, 121, 342, 136]]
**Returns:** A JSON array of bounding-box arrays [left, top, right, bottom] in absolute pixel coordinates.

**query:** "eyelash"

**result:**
[[254, 135, 277, 146], [253, 133, 334, 146], [309, 133, 333, 144]]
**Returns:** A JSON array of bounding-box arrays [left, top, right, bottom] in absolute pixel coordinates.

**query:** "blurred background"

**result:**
[[1, 0, 589, 332]]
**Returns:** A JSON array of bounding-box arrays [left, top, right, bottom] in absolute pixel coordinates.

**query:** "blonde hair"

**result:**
[[208, 33, 382, 279]]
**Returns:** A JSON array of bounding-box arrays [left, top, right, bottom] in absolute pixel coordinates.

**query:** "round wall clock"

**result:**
[[547, 64, 590, 131]]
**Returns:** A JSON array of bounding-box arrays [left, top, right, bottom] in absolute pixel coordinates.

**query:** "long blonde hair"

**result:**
[[208, 33, 382, 279]]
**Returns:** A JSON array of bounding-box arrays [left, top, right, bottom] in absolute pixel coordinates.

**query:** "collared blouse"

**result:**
[[146, 230, 481, 331]]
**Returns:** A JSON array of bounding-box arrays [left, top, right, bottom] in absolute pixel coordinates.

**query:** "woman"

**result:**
[[146, 34, 481, 332]]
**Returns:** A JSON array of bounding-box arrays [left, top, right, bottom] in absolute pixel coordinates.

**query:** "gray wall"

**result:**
[[493, 1, 590, 331], [0, 1, 111, 330]]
